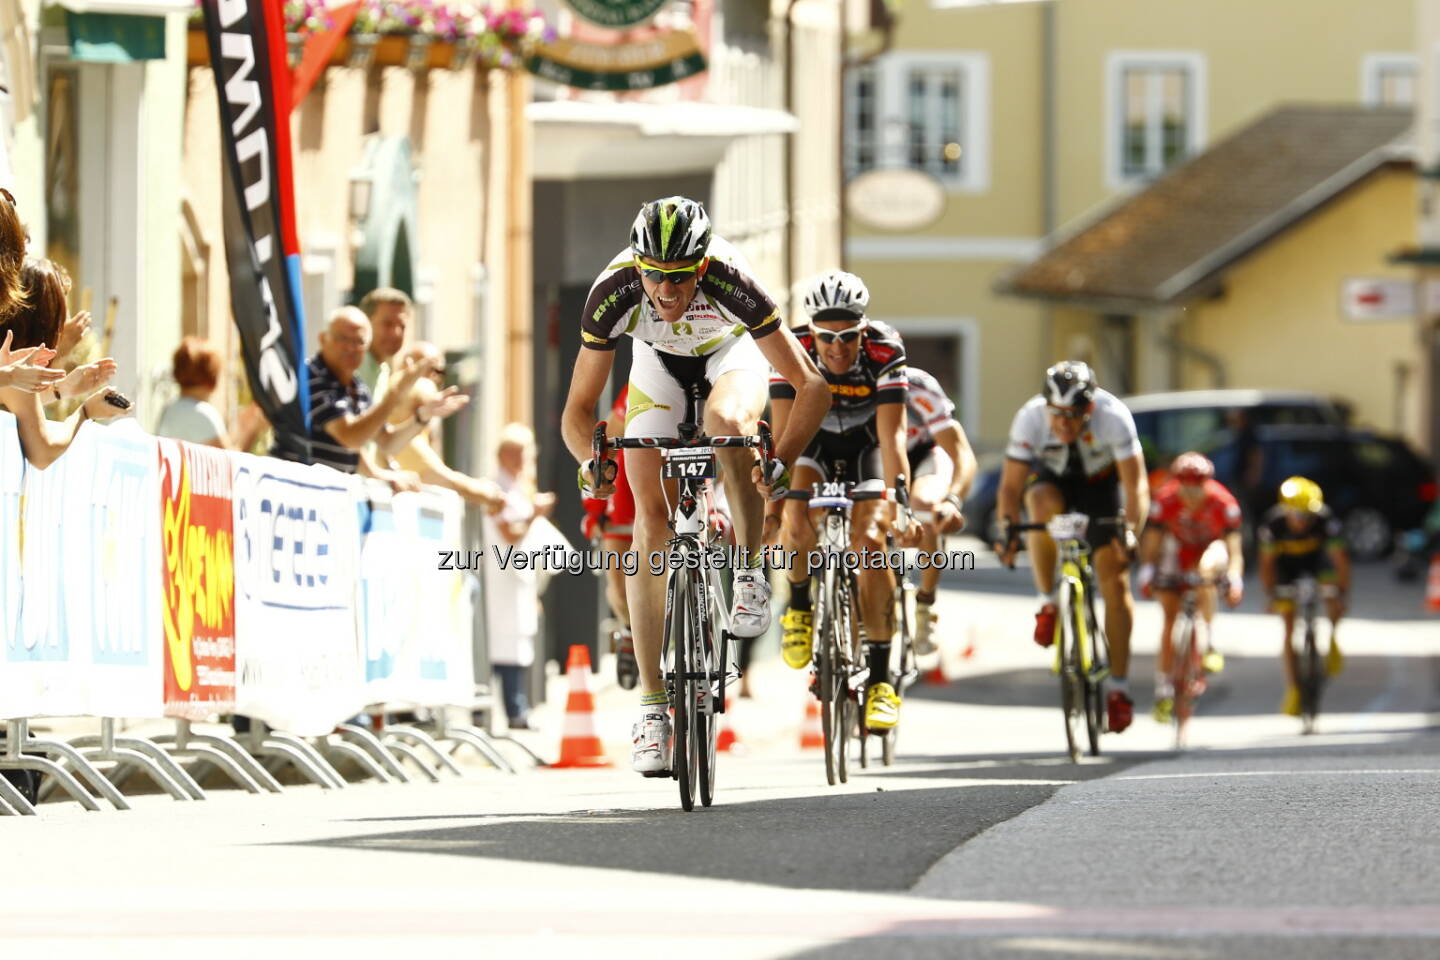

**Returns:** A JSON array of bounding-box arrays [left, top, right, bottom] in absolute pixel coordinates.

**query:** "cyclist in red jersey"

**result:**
[[582, 387, 640, 687], [1136, 452, 1245, 722]]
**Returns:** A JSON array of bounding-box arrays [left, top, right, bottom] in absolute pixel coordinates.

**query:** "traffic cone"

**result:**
[[716, 698, 739, 752], [1426, 555, 1440, 613], [924, 661, 948, 685], [551, 645, 611, 768], [800, 697, 824, 749]]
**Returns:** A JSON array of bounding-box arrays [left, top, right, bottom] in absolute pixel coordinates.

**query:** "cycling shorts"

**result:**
[[1026, 466, 1122, 548], [625, 336, 767, 440], [797, 426, 883, 486]]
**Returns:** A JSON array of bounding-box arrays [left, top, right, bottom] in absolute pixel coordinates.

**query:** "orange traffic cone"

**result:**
[[551, 645, 611, 768], [1426, 555, 1440, 613], [716, 698, 739, 753], [800, 696, 824, 749], [924, 661, 948, 685]]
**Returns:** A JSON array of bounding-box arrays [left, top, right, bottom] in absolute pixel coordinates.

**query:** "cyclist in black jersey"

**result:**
[[767, 270, 914, 732]]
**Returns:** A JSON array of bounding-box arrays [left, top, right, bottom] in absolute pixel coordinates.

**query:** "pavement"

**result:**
[[3, 540, 1438, 959]]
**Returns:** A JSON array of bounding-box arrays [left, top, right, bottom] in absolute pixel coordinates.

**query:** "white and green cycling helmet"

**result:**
[[630, 196, 713, 263]]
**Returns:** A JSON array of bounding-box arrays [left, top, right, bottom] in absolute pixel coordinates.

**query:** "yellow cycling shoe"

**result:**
[[1326, 640, 1344, 677], [1202, 649, 1225, 674], [1152, 696, 1174, 724], [1281, 685, 1301, 717], [780, 608, 814, 670], [865, 682, 901, 730]]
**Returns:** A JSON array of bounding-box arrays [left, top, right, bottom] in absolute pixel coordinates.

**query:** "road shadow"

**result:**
[[293, 781, 1082, 891]]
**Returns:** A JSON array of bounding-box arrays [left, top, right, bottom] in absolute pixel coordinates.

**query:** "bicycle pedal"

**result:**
[[641, 769, 671, 779]]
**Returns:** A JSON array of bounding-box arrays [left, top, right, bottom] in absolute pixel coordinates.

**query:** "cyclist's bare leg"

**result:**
[[1278, 607, 1298, 687], [1093, 542, 1133, 680], [706, 370, 767, 557], [602, 536, 632, 627], [780, 464, 824, 590], [1022, 483, 1064, 595], [910, 473, 947, 596], [1156, 589, 1181, 678], [626, 448, 673, 696], [852, 499, 895, 648]]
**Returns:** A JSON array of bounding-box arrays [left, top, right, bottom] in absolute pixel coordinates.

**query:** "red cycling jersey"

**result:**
[[1148, 477, 1242, 569]]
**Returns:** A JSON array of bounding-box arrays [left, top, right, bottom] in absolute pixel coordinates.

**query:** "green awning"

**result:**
[[66, 11, 166, 62]]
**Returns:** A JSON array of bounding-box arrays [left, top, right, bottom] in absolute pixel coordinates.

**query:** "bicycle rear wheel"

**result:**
[[1058, 581, 1083, 763], [696, 571, 720, 807]]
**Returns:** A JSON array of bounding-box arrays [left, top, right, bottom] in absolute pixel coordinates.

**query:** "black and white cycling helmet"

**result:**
[[1043, 360, 1097, 410], [630, 196, 712, 262], [802, 270, 870, 320]]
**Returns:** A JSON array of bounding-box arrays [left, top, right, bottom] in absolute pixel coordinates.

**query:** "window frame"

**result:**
[[845, 51, 991, 194], [1105, 50, 1207, 190], [1361, 53, 1418, 108]]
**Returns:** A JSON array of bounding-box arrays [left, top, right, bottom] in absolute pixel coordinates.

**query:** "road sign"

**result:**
[[1340, 277, 1414, 320]]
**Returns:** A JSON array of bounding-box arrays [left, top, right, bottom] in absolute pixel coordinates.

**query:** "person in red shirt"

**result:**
[[1137, 452, 1245, 722]]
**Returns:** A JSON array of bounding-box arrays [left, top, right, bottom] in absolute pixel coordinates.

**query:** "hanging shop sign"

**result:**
[[526, 30, 706, 90], [564, 0, 668, 28]]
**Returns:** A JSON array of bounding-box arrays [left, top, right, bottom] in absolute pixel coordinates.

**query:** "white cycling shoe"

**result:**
[[730, 570, 771, 639], [630, 711, 672, 775]]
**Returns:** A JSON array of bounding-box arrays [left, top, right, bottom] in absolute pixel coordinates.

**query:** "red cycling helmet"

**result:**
[[1171, 451, 1214, 483]]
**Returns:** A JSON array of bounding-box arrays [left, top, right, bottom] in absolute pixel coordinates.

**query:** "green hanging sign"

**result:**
[[563, 0, 668, 28], [526, 32, 706, 91]]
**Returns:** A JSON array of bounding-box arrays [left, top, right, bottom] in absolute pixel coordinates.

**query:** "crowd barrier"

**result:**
[[0, 413, 520, 816]]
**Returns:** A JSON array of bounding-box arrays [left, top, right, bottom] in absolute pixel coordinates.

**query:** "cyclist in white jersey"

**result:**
[[904, 366, 977, 653], [561, 197, 828, 776], [992, 361, 1149, 734]]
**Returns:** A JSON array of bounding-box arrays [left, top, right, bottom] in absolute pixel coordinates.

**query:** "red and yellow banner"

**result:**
[[159, 440, 237, 720]]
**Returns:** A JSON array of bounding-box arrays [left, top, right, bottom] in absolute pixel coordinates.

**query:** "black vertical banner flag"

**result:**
[[201, 0, 311, 460]]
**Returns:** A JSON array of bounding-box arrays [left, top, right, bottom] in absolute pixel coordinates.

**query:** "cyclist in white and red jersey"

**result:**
[[1137, 452, 1245, 722], [561, 197, 828, 776], [904, 366, 977, 653], [993, 361, 1149, 734]]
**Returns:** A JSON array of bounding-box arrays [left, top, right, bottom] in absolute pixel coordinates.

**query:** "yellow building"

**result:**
[[1003, 106, 1422, 451], [844, 0, 1416, 452]]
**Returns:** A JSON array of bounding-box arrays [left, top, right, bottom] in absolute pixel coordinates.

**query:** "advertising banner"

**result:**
[[159, 439, 237, 721], [200, 0, 311, 460], [358, 482, 472, 708], [0, 422, 162, 720], [232, 453, 363, 735]]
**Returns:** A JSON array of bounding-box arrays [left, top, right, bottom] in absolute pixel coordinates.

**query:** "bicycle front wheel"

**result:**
[[1299, 621, 1323, 734], [668, 573, 698, 812], [696, 572, 720, 807], [1080, 585, 1105, 757], [1058, 581, 1083, 763], [816, 569, 839, 787]]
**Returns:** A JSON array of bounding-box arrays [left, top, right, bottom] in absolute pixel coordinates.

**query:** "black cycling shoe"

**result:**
[[616, 631, 639, 690]]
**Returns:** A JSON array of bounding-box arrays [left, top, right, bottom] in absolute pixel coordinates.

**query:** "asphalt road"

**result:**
[[3, 553, 1437, 959]]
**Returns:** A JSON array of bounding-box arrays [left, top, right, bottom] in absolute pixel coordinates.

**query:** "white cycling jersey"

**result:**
[[1004, 388, 1142, 478], [906, 366, 958, 452], [579, 235, 782, 357]]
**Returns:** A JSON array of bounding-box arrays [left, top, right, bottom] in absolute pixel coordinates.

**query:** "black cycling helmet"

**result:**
[[1043, 360, 1097, 410], [630, 196, 712, 263]]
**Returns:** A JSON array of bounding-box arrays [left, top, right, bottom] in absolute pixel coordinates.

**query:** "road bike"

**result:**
[[1009, 514, 1119, 762], [1155, 572, 1226, 749], [1275, 574, 1336, 735], [593, 383, 770, 811]]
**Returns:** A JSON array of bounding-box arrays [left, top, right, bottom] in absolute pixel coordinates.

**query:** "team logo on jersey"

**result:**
[[829, 383, 872, 398], [864, 341, 898, 364]]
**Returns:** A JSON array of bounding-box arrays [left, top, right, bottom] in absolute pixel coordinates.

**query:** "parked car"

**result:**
[[1124, 389, 1345, 468]]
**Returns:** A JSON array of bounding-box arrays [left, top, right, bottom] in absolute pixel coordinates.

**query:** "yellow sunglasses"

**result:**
[[633, 259, 705, 284]]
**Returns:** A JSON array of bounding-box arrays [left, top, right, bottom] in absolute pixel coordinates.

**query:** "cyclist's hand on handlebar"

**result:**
[[935, 497, 965, 535], [1137, 562, 1156, 600], [578, 457, 618, 500], [753, 457, 791, 502], [1112, 526, 1138, 559], [992, 524, 1020, 569], [895, 506, 924, 548]]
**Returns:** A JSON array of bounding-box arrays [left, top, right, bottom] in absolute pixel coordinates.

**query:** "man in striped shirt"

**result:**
[[271, 307, 467, 486]]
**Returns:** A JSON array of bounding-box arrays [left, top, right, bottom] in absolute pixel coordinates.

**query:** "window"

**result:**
[[845, 53, 989, 191], [1107, 52, 1206, 187], [1362, 54, 1418, 107]]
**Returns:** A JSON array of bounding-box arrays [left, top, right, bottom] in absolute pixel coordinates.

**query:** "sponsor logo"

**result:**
[[829, 383, 873, 398]]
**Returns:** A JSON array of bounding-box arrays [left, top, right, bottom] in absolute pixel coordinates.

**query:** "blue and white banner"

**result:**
[[358, 481, 473, 709], [0, 421, 163, 720], [232, 453, 364, 736]]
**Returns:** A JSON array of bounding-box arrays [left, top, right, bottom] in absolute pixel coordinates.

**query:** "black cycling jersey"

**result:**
[[768, 320, 908, 434], [1259, 505, 1346, 580]]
